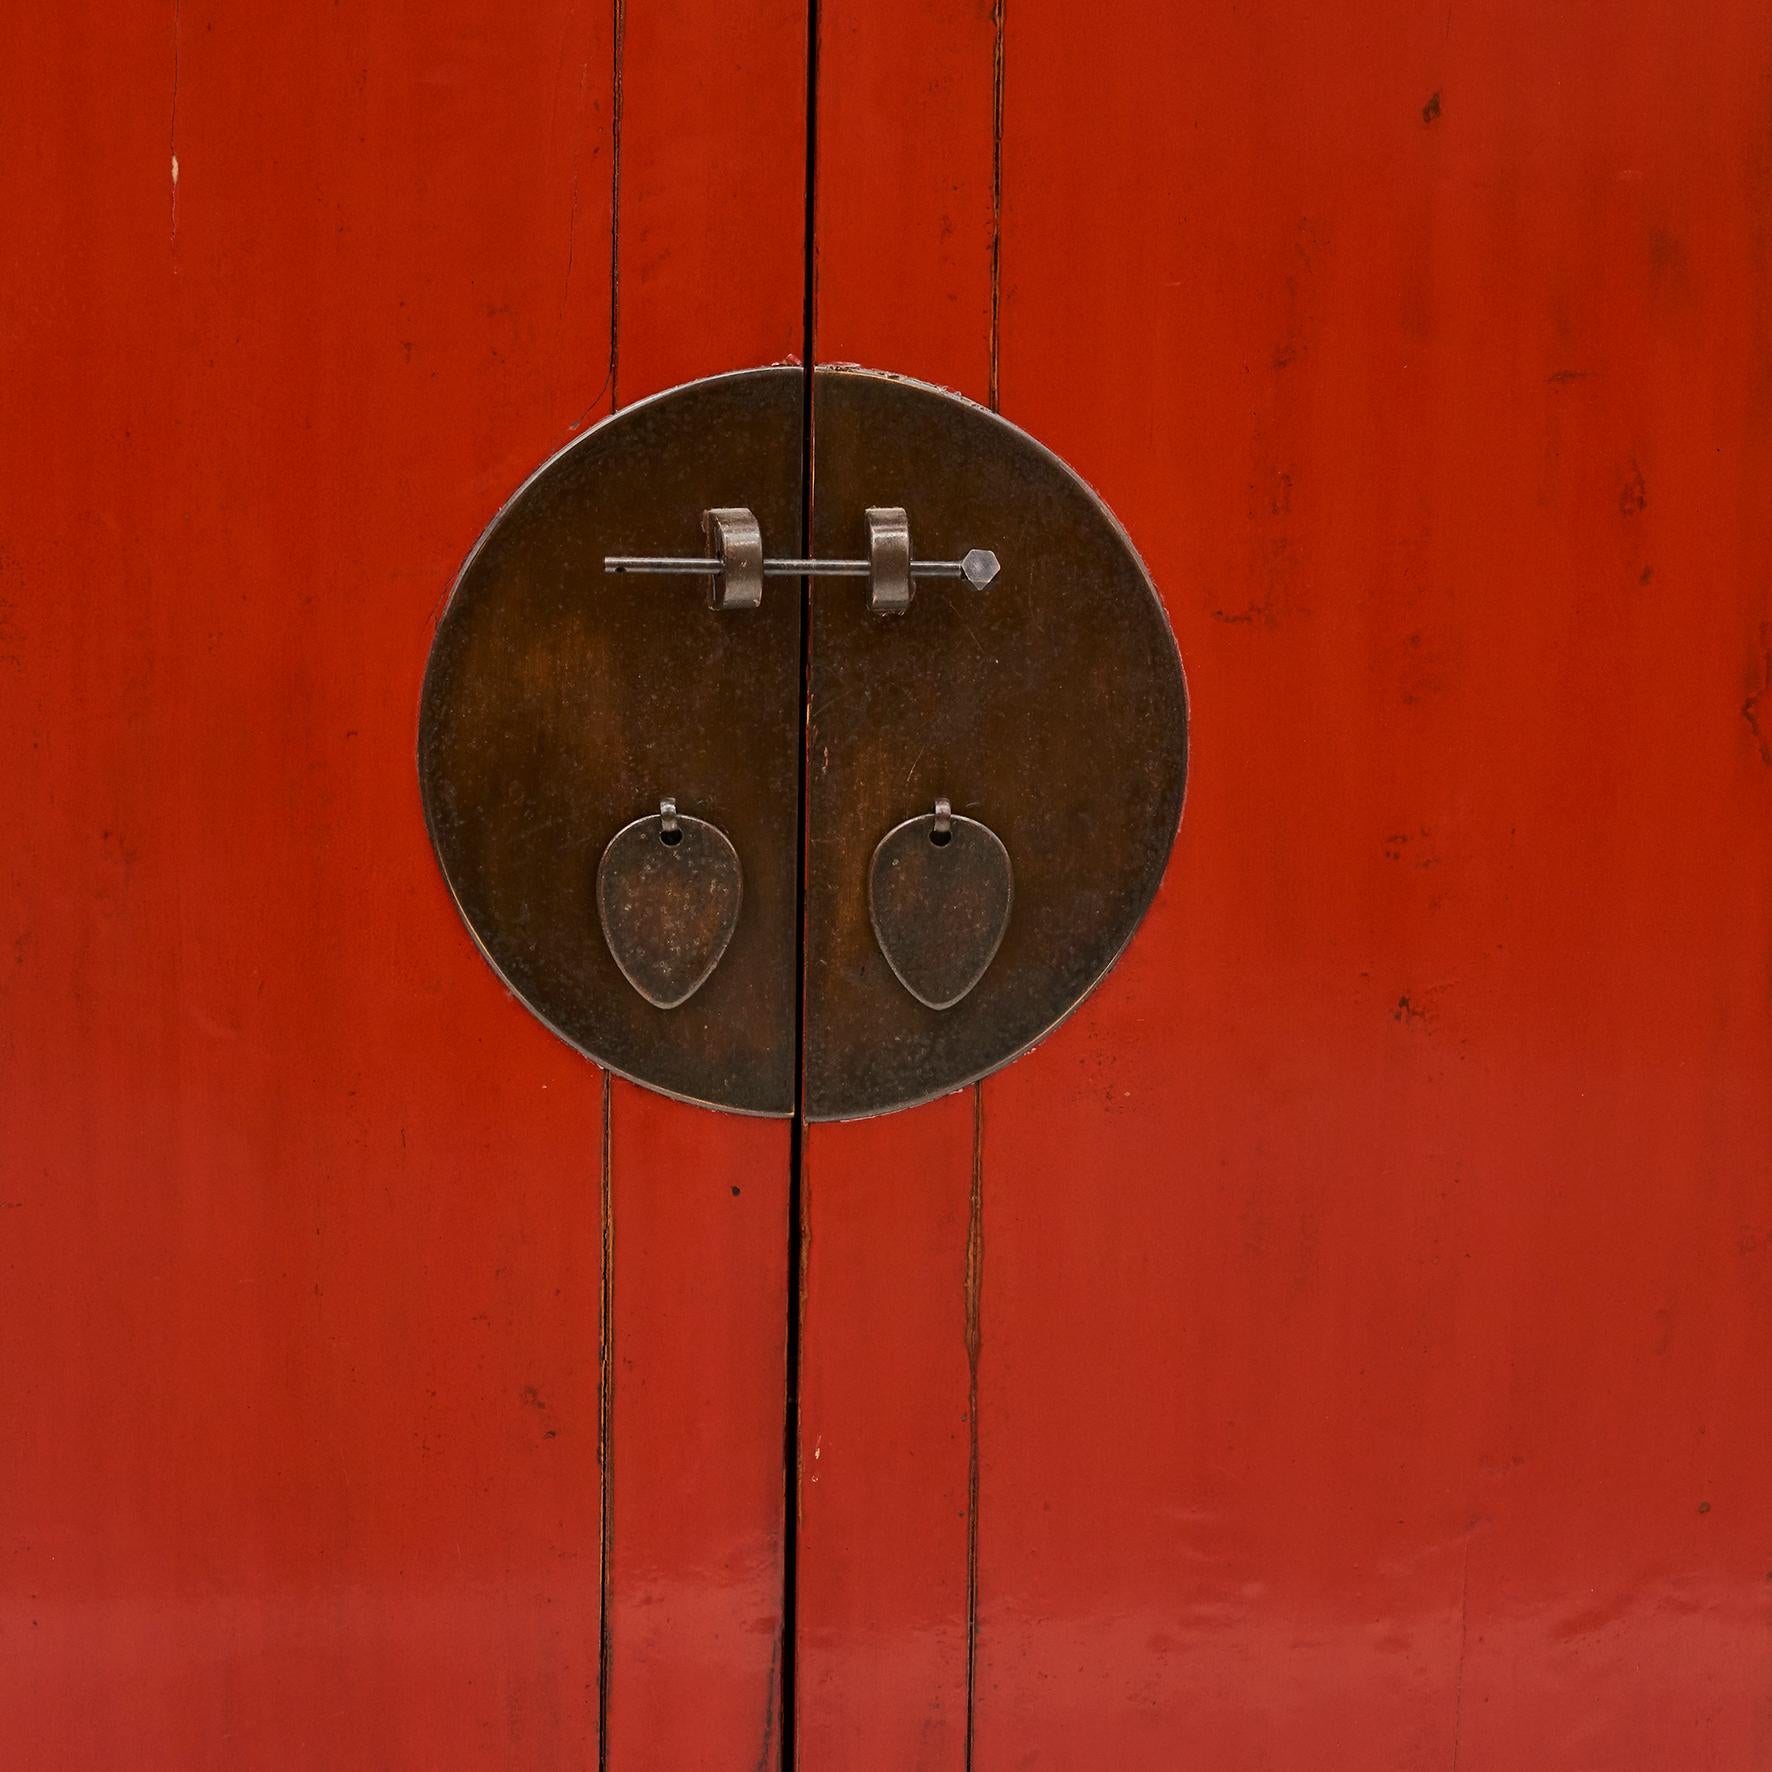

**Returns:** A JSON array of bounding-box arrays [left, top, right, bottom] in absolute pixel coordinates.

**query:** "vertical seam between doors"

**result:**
[[782, 2, 823, 1765]]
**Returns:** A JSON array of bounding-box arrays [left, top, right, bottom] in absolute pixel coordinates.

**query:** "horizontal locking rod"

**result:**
[[604, 550, 1001, 588], [605, 509, 994, 612]]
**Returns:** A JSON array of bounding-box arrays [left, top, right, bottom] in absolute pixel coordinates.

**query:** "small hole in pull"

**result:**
[[660, 827, 683, 847], [929, 827, 953, 848]]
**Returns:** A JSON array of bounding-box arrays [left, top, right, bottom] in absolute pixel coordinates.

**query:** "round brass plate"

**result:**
[[418, 367, 1187, 1119]]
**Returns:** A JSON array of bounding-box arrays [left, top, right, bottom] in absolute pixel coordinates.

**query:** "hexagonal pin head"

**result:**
[[960, 548, 1001, 588]]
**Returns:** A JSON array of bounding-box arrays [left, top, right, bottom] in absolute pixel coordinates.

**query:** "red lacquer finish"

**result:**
[[604, 1087, 792, 1766], [606, 2, 806, 1763], [11, 0, 1772, 1765], [0, 0, 803, 1767], [795, 0, 999, 1760], [0, 2, 615, 1762], [810, 0, 1772, 1765], [795, 1098, 977, 1767]]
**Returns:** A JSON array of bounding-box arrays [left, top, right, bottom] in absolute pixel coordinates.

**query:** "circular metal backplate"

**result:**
[[418, 366, 1187, 1120]]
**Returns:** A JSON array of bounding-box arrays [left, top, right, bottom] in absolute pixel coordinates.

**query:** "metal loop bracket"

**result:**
[[701, 508, 764, 610], [865, 506, 913, 614]]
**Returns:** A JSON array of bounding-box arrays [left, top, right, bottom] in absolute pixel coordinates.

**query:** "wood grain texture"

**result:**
[[0, 0, 805, 1766], [0, 2, 615, 1764], [812, 0, 1772, 1765], [795, 0, 1001, 1760], [602, 2, 807, 1765], [603, 1087, 794, 1767], [13, 1, 1772, 1764], [795, 1098, 977, 1766]]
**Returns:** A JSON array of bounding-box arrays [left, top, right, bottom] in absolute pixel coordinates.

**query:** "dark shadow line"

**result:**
[[972, 17, 1004, 1759], [596, 15, 624, 1757], [607, 0, 626, 414], [988, 0, 1006, 414], [781, 5, 822, 1766], [597, 1069, 615, 1771], [964, 1082, 985, 1768]]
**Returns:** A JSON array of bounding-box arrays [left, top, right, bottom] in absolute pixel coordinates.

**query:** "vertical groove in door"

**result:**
[[784, 1, 824, 1763], [795, 0, 999, 1758], [987, 0, 1006, 415], [607, 8, 804, 1755], [605, 0, 626, 413], [597, 1071, 615, 1772], [963, 1082, 985, 1771], [974, 22, 1006, 1756], [597, 14, 624, 1756]]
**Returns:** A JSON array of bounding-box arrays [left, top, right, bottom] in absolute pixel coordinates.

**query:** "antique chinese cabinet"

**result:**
[[4, 0, 1769, 1765]]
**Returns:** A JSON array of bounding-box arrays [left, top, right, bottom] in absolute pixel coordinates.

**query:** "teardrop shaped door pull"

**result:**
[[597, 799, 742, 1009], [869, 798, 1013, 1011]]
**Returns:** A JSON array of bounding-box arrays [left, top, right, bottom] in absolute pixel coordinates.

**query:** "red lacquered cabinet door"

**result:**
[[799, 1, 1772, 1767], [6, 1, 1771, 1769], [0, 1, 804, 1766]]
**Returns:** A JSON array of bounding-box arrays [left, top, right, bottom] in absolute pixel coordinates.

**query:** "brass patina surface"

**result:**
[[869, 805, 1014, 1012], [597, 805, 743, 1011], [804, 369, 1187, 1119], [418, 369, 802, 1115], [419, 367, 1187, 1119]]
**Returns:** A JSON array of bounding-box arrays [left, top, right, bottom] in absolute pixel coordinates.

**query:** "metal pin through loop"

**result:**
[[605, 507, 1001, 611]]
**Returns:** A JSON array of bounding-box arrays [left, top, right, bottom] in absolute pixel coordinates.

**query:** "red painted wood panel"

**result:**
[[604, 1088, 793, 1765], [604, 3, 806, 1765], [0, 2, 804, 1768], [795, 0, 999, 1761], [0, 3, 614, 1762], [796, 1098, 976, 1764], [812, 0, 1772, 1765]]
